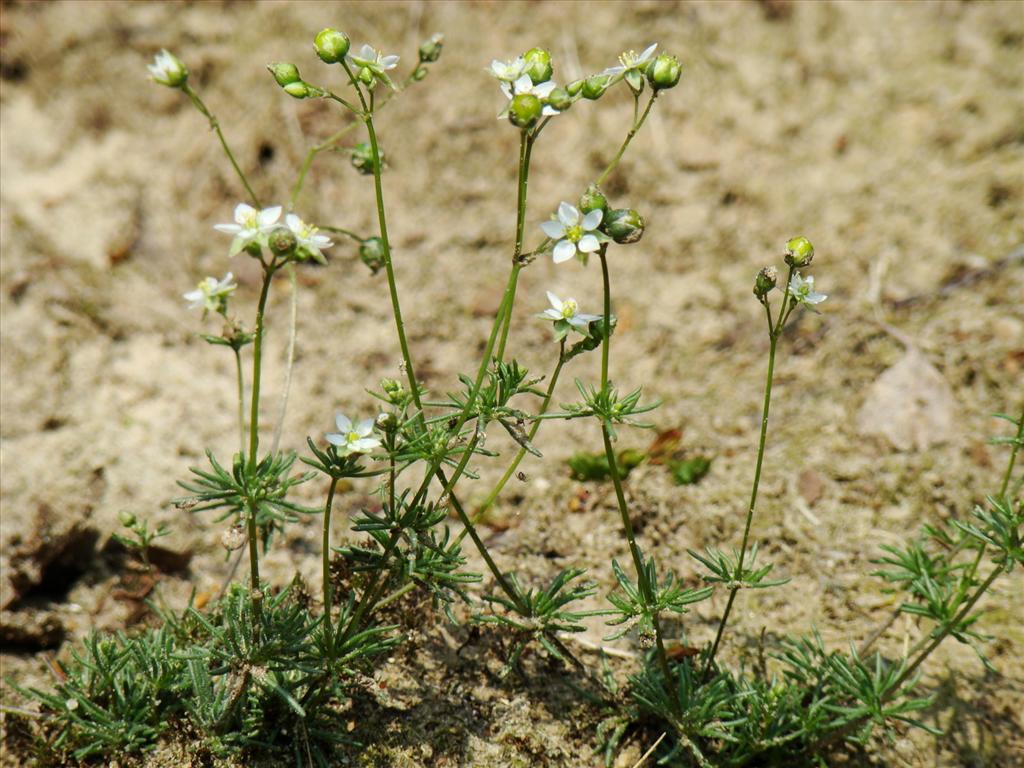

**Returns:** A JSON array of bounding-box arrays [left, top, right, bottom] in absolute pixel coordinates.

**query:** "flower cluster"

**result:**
[[212, 203, 333, 264]]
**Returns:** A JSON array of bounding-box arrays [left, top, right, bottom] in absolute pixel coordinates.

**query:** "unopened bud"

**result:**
[[508, 93, 542, 129], [419, 33, 444, 64], [350, 142, 380, 175], [646, 54, 682, 90], [523, 47, 553, 84], [578, 183, 608, 216], [357, 67, 374, 86], [118, 510, 137, 528], [268, 227, 297, 256], [268, 62, 301, 87], [544, 86, 572, 112], [782, 236, 815, 268], [314, 28, 350, 64], [147, 49, 188, 88], [784, 236, 814, 268], [283, 81, 320, 99], [582, 73, 612, 100], [359, 237, 386, 273], [753, 265, 778, 298], [566, 79, 585, 97], [604, 208, 645, 244]]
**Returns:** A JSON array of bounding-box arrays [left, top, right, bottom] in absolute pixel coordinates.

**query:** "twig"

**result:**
[[631, 732, 667, 768]]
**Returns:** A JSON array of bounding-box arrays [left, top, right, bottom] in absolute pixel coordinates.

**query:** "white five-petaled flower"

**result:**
[[147, 49, 187, 87], [214, 203, 283, 256], [787, 272, 828, 310], [541, 202, 604, 264], [183, 272, 237, 313], [604, 43, 658, 76], [286, 214, 334, 263], [346, 44, 399, 83], [499, 74, 559, 116], [326, 413, 382, 456], [538, 291, 601, 339], [490, 57, 527, 83]]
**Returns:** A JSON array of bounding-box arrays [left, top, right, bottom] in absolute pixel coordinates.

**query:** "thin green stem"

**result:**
[[318, 225, 365, 242], [597, 248, 672, 685], [321, 479, 338, 657], [495, 132, 535, 363], [232, 347, 246, 455], [596, 91, 658, 187], [704, 302, 779, 676], [374, 580, 416, 611], [998, 408, 1024, 499], [243, 261, 275, 634], [182, 84, 260, 207], [271, 263, 298, 456]]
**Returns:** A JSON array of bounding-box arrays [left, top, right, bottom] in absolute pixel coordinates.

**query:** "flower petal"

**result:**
[[380, 55, 399, 70], [285, 213, 301, 231], [234, 203, 255, 223], [258, 206, 282, 228], [552, 239, 576, 263], [325, 432, 345, 446], [214, 223, 241, 234], [557, 202, 580, 227], [356, 418, 375, 436], [582, 209, 603, 230], [578, 234, 600, 253], [545, 291, 563, 311], [533, 81, 556, 98], [540, 220, 564, 239], [335, 413, 352, 433], [513, 74, 532, 94], [639, 43, 658, 62]]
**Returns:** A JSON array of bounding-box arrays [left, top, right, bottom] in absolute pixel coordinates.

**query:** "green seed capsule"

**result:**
[[646, 54, 682, 90], [508, 93, 542, 128], [523, 47, 553, 84], [314, 28, 350, 64], [784, 236, 814, 268], [604, 208, 645, 244]]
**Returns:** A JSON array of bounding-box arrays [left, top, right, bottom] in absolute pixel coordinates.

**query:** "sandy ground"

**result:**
[[1, 0, 1022, 765]]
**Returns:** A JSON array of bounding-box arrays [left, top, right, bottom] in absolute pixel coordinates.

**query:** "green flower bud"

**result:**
[[244, 241, 263, 258], [380, 378, 407, 405], [267, 62, 301, 87], [419, 33, 444, 64], [314, 28, 350, 64], [604, 208, 645, 244], [357, 66, 374, 86], [268, 226, 297, 256], [544, 86, 572, 112], [646, 53, 681, 90], [566, 79, 585, 97], [523, 47, 553, 84], [578, 183, 608, 216], [283, 81, 319, 99], [118, 510, 137, 528], [360, 237, 386, 273], [508, 93, 542, 129], [582, 73, 612, 100], [410, 65, 428, 82], [784, 236, 814, 268], [753, 265, 778, 299], [350, 142, 381, 175]]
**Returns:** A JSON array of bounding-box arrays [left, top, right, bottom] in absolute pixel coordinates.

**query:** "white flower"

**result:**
[[326, 413, 382, 456], [147, 49, 187, 87], [346, 44, 399, 87], [604, 43, 658, 76], [499, 74, 559, 117], [214, 203, 283, 256], [787, 272, 828, 310], [490, 57, 527, 83], [183, 272, 237, 313], [286, 214, 334, 264], [541, 202, 604, 264], [538, 291, 601, 340]]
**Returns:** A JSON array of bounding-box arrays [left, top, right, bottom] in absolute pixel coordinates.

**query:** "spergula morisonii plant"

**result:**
[[9, 28, 1021, 768]]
